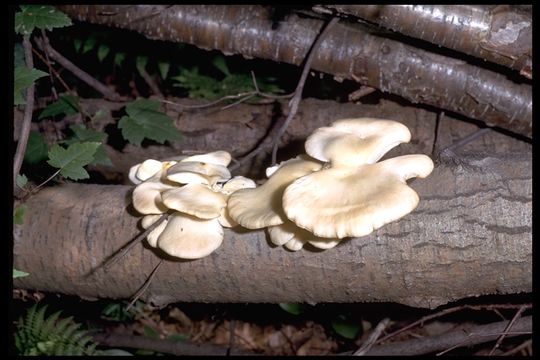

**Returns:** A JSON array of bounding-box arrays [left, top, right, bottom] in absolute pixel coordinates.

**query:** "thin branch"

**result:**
[[13, 35, 36, 185], [39, 30, 59, 100], [354, 318, 390, 355], [376, 303, 532, 345], [34, 36, 122, 101], [126, 258, 163, 311], [488, 305, 527, 355], [500, 338, 532, 356], [83, 213, 170, 278], [271, 16, 339, 165], [32, 47, 72, 94], [137, 66, 164, 97], [226, 319, 236, 356], [348, 85, 376, 102]]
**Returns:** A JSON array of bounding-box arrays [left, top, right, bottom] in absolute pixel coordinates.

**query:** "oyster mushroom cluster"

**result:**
[[228, 118, 434, 251], [129, 151, 255, 259]]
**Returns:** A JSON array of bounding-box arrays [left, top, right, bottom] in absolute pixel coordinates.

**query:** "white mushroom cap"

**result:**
[[227, 155, 323, 229], [128, 164, 143, 184], [221, 176, 257, 195], [283, 154, 434, 238], [136, 159, 164, 181], [218, 207, 237, 228], [305, 118, 411, 167], [157, 213, 224, 259], [132, 180, 176, 214], [161, 183, 227, 219], [166, 161, 231, 186], [267, 221, 341, 250], [179, 150, 232, 167], [141, 215, 168, 247]]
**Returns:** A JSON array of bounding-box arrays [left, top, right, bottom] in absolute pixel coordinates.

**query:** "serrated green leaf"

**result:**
[[331, 316, 361, 340], [14, 66, 48, 105], [24, 131, 49, 164], [68, 124, 107, 143], [136, 56, 148, 73], [16, 174, 28, 188], [97, 44, 109, 62], [13, 268, 30, 278], [278, 303, 305, 316], [15, 5, 72, 35], [158, 61, 170, 80], [114, 52, 126, 67], [212, 56, 230, 76], [14, 205, 26, 225], [47, 142, 100, 180], [39, 95, 80, 119], [15, 43, 25, 67], [82, 37, 96, 54], [90, 145, 112, 166], [73, 38, 82, 52], [118, 99, 182, 146]]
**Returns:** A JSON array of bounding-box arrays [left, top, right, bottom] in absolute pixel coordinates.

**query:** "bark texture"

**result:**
[[321, 5, 532, 78], [13, 129, 531, 309], [57, 5, 532, 138]]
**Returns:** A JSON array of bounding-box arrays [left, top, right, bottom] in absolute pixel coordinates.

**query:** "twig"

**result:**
[[137, 66, 164, 97], [32, 47, 72, 94], [83, 213, 170, 278], [34, 36, 122, 101], [348, 85, 376, 102], [13, 35, 36, 185], [376, 303, 531, 345], [20, 169, 62, 202], [439, 127, 491, 159], [271, 16, 339, 165], [92, 332, 256, 356], [500, 338, 532, 356], [126, 259, 163, 311], [354, 318, 390, 355], [39, 30, 59, 100], [488, 305, 527, 355], [226, 319, 236, 356]]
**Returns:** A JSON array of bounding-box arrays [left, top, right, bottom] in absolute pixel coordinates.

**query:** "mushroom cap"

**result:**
[[132, 180, 176, 214], [227, 155, 323, 229], [218, 207, 237, 228], [161, 183, 227, 219], [305, 118, 411, 167], [283, 154, 434, 238], [157, 213, 224, 259], [283, 237, 307, 251], [180, 151, 232, 167], [268, 221, 341, 249], [221, 176, 257, 195], [141, 215, 168, 248], [166, 161, 231, 186], [136, 159, 164, 181], [128, 164, 143, 184]]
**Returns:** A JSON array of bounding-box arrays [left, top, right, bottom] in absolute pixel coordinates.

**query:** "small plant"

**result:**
[[14, 304, 99, 355]]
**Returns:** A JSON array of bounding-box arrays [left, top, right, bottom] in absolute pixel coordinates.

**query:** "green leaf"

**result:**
[[24, 131, 49, 164], [14, 43, 25, 67], [14, 66, 48, 105], [65, 125, 111, 166], [13, 268, 30, 278], [136, 56, 148, 74], [39, 95, 80, 119], [212, 55, 230, 76], [14, 205, 26, 225], [118, 99, 182, 146], [143, 325, 159, 339], [100, 349, 133, 356], [15, 5, 72, 35], [97, 44, 110, 62], [16, 174, 28, 188], [73, 38, 82, 52], [158, 61, 170, 80], [278, 303, 306, 316], [168, 333, 190, 342], [114, 52, 126, 67], [331, 315, 361, 340], [47, 142, 100, 180], [82, 37, 97, 54]]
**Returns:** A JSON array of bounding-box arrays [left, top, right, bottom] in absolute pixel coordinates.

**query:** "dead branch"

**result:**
[[57, 5, 532, 137], [318, 5, 532, 79]]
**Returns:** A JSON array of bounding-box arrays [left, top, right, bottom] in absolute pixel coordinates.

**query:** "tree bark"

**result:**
[[319, 5, 532, 78], [13, 144, 531, 309], [57, 5, 532, 138]]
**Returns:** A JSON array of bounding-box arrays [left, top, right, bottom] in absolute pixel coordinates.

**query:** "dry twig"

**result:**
[[488, 305, 528, 355], [354, 318, 390, 355]]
